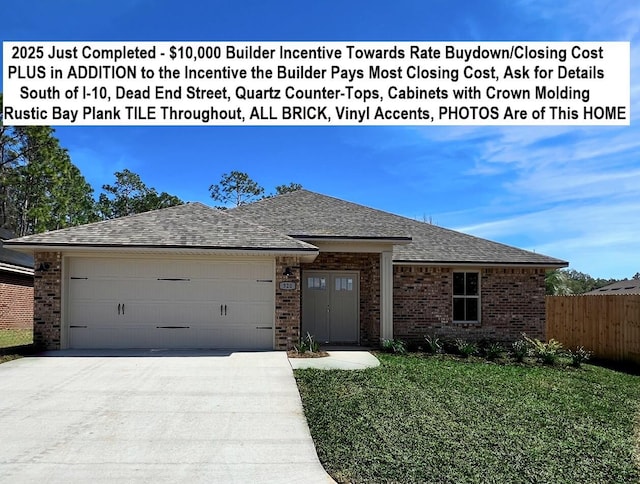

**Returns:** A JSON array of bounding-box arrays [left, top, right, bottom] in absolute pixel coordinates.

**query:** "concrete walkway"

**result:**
[[288, 349, 380, 370], [0, 350, 334, 484]]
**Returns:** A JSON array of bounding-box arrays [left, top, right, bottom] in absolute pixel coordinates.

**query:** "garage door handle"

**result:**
[[256, 326, 272, 330], [224, 304, 227, 315], [220, 304, 223, 316], [70, 325, 88, 328], [122, 304, 125, 315], [118, 303, 121, 315]]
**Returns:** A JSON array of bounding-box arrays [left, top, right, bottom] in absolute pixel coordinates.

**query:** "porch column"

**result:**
[[380, 250, 394, 341]]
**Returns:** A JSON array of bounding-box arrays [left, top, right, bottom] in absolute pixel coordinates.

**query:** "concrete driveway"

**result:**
[[0, 350, 334, 483]]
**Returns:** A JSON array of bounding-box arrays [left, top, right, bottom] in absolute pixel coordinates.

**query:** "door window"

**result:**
[[307, 276, 326, 290], [335, 277, 354, 291]]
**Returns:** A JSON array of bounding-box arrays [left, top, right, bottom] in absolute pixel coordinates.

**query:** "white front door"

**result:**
[[66, 257, 275, 349], [301, 271, 359, 343]]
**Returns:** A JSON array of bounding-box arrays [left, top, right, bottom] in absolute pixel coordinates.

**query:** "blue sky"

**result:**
[[1, 0, 638, 279]]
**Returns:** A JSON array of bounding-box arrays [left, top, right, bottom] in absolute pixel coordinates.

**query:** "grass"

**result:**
[[0, 328, 33, 348], [295, 353, 640, 483], [0, 354, 22, 364]]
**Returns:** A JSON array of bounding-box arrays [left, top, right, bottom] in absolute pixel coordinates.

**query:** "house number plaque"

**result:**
[[279, 281, 296, 290]]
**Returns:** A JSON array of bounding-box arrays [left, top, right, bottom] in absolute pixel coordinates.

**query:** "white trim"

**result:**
[[380, 251, 394, 340], [12, 245, 318, 262], [301, 239, 403, 254], [0, 262, 33, 276], [271, 258, 276, 350], [50, 252, 279, 262], [61, 256, 69, 349]]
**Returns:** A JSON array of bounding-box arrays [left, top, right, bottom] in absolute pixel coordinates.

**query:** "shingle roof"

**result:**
[[5, 192, 568, 266], [584, 279, 640, 295], [231, 190, 567, 266], [234, 190, 413, 240], [5, 203, 317, 252]]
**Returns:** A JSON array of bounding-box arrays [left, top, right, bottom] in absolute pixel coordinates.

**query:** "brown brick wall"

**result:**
[[33, 252, 62, 349], [481, 268, 546, 341], [302, 253, 380, 345], [0, 272, 34, 330], [393, 266, 546, 345], [275, 256, 301, 350]]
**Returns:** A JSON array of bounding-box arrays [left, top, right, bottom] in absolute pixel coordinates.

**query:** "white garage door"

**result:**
[[66, 257, 275, 349]]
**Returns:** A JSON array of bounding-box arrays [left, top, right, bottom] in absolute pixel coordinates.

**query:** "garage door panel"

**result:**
[[226, 302, 274, 324], [69, 301, 119, 325], [138, 301, 224, 325], [70, 327, 161, 349], [70, 325, 273, 350], [68, 279, 120, 300], [67, 257, 274, 349]]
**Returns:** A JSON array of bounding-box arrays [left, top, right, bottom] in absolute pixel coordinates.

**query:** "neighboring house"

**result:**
[[0, 229, 34, 330], [584, 279, 640, 295], [5, 190, 567, 350]]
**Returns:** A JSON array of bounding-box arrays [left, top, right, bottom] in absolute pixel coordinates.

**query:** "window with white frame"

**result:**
[[453, 272, 479, 322]]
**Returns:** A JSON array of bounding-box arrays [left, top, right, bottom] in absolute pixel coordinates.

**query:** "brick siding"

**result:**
[[302, 252, 381, 346], [393, 266, 546, 345], [275, 256, 301, 350], [33, 252, 62, 349], [0, 271, 34, 330], [30, 249, 547, 351]]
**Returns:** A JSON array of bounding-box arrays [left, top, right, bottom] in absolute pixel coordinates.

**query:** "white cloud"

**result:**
[[455, 199, 640, 278]]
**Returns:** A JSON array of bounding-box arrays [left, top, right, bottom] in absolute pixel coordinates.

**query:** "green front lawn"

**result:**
[[0, 328, 33, 348], [295, 354, 640, 483]]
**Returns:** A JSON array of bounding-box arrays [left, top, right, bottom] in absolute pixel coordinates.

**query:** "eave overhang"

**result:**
[[4, 243, 320, 263]]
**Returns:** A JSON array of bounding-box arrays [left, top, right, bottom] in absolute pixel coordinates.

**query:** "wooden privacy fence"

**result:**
[[546, 295, 640, 364]]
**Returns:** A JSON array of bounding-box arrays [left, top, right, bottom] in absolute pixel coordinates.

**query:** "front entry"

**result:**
[[301, 271, 359, 344]]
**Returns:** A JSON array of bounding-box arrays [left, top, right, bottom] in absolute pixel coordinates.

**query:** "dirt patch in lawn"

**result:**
[[287, 350, 330, 358]]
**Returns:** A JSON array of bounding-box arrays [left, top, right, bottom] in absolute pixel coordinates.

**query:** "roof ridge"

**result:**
[[232, 189, 418, 222]]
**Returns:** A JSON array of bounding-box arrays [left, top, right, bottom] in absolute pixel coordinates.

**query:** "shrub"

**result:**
[[568, 346, 592, 368], [524, 335, 563, 365], [424, 334, 442, 354], [381, 339, 407, 354], [511, 339, 529, 363], [294, 332, 320, 354], [454, 338, 477, 358], [484, 342, 504, 361]]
